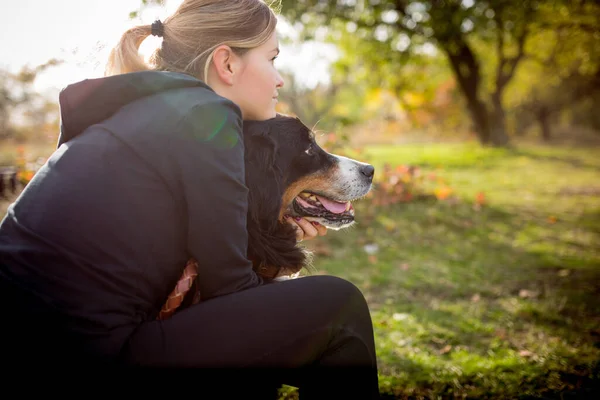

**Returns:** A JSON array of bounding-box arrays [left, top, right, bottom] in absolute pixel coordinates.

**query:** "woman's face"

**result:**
[[233, 31, 284, 121]]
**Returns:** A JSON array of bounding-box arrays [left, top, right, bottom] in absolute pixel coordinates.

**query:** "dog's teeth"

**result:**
[[345, 202, 351, 211], [300, 193, 311, 198], [309, 195, 318, 201]]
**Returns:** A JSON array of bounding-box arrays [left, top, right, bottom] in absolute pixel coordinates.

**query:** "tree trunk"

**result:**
[[538, 107, 551, 141], [489, 92, 510, 146], [443, 43, 492, 145]]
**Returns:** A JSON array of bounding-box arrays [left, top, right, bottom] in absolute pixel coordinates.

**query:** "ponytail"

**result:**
[[104, 25, 153, 76]]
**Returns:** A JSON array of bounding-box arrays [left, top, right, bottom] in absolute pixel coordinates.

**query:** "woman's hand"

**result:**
[[284, 215, 327, 242]]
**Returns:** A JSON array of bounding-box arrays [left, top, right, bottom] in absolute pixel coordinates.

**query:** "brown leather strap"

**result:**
[[157, 258, 200, 320]]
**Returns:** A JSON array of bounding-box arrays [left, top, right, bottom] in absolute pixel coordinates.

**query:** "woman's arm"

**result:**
[[172, 99, 264, 301]]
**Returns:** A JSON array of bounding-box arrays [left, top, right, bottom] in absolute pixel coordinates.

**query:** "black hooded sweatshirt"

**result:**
[[0, 71, 264, 358]]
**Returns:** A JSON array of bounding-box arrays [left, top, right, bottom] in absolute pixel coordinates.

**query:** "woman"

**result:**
[[0, 0, 379, 397]]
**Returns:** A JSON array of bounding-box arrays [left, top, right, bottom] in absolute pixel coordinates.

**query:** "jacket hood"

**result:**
[[56, 71, 212, 147]]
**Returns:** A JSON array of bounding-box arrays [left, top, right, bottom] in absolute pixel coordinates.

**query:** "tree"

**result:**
[[279, 0, 598, 146], [505, 2, 600, 140], [0, 59, 62, 141]]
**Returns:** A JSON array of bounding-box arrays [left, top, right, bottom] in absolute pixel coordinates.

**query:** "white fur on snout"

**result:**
[[329, 154, 373, 200]]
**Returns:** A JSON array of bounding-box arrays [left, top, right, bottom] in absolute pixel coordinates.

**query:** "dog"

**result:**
[[158, 114, 374, 318], [243, 114, 375, 279]]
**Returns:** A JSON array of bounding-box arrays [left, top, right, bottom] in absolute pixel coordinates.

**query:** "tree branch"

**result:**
[[499, 24, 528, 88], [536, 22, 599, 34], [494, 11, 506, 93], [496, 5, 532, 92], [393, 0, 409, 18], [393, 0, 425, 36]]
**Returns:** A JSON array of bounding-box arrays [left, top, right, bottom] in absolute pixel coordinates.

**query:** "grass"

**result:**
[[299, 140, 600, 398], [2, 139, 599, 399]]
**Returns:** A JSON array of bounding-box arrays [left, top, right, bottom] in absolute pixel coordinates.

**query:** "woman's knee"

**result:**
[[300, 275, 372, 320], [308, 275, 367, 301], [298, 276, 378, 371]]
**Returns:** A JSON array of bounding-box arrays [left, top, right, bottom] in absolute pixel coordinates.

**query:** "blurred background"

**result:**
[[1, 0, 599, 398]]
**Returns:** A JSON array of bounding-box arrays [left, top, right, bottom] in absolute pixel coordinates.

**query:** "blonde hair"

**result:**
[[105, 0, 279, 84]]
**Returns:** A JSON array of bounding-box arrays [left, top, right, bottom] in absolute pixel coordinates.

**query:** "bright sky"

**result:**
[[1, 0, 337, 97]]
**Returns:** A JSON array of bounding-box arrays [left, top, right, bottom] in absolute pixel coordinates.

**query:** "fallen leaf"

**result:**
[[476, 191, 486, 205], [519, 289, 538, 298], [392, 313, 409, 321], [399, 263, 410, 271], [471, 293, 481, 302], [396, 165, 410, 174], [495, 329, 507, 339], [519, 350, 533, 357], [434, 186, 453, 200], [548, 216, 557, 224], [558, 269, 570, 277], [368, 255, 378, 264], [440, 345, 452, 354]]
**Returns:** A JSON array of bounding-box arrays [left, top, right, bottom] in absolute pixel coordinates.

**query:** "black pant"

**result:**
[[3, 275, 379, 399]]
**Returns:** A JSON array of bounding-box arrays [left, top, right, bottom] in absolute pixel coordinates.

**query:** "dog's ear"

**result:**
[[243, 120, 308, 279], [243, 122, 283, 229]]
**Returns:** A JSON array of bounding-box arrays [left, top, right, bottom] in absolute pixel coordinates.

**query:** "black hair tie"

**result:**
[[151, 19, 164, 37]]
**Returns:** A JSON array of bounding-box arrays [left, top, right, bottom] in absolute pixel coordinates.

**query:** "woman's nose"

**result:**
[[276, 71, 284, 89]]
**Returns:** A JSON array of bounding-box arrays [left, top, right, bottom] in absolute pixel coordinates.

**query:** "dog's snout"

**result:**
[[361, 164, 375, 180], [331, 155, 374, 198]]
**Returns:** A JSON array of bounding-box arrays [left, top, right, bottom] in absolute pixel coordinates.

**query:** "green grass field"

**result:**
[[298, 141, 600, 399], [2, 140, 599, 398]]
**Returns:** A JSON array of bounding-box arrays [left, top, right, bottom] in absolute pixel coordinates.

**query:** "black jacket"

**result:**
[[0, 71, 264, 357]]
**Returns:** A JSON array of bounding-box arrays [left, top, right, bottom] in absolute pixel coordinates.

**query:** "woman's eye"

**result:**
[[271, 56, 278, 63]]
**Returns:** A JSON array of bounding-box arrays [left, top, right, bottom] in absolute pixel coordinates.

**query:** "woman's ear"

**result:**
[[211, 45, 243, 86]]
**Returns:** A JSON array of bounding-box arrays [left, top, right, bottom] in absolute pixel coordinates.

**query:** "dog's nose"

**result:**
[[361, 164, 375, 180]]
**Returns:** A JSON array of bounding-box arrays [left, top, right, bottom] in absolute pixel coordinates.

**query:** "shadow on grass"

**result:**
[[508, 148, 600, 172], [309, 197, 600, 398]]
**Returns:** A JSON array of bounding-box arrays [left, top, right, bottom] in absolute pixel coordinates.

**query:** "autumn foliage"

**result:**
[[363, 161, 459, 212], [15, 146, 36, 186]]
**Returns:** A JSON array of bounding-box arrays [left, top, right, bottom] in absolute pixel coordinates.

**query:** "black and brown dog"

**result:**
[[159, 114, 374, 318], [243, 114, 375, 279]]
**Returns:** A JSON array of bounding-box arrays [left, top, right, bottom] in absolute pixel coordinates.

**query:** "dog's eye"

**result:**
[[305, 145, 314, 156]]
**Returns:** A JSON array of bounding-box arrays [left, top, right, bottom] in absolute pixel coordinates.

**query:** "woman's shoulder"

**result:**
[[117, 73, 244, 148], [171, 90, 243, 148], [139, 73, 242, 129]]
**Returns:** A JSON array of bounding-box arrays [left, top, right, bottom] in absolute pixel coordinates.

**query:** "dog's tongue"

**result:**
[[316, 196, 348, 214]]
